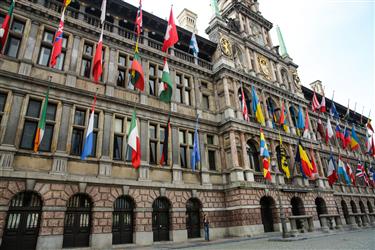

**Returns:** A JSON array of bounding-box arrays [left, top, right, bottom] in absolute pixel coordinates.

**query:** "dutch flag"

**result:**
[[81, 97, 96, 160]]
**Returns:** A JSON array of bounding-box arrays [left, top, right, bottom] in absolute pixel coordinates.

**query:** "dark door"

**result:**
[[291, 197, 305, 230], [186, 199, 201, 238], [112, 196, 134, 244], [152, 198, 170, 242], [63, 194, 92, 248], [260, 197, 274, 232], [315, 197, 328, 227], [1, 192, 42, 250]]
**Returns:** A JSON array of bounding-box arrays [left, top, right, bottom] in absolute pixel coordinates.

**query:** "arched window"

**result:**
[[152, 197, 171, 242], [238, 88, 252, 118], [266, 97, 280, 128], [247, 140, 260, 172], [186, 198, 202, 239], [289, 105, 298, 128], [1, 191, 42, 250], [113, 196, 135, 245], [63, 194, 92, 248]]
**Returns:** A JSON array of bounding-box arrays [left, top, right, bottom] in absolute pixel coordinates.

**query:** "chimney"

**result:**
[[310, 80, 324, 95]]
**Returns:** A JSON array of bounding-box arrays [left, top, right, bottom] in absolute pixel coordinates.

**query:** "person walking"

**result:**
[[203, 214, 210, 241]]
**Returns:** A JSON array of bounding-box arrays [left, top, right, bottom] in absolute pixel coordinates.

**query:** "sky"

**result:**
[[124, 0, 374, 121]]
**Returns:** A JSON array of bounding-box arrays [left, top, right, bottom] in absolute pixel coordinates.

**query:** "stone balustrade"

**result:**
[[288, 215, 314, 236], [318, 214, 343, 232]]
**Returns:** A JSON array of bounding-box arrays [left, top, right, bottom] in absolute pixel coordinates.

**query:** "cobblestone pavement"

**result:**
[[129, 229, 375, 250]]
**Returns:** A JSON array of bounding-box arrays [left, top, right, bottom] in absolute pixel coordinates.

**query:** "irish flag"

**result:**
[[127, 110, 141, 168], [0, 0, 15, 53], [34, 88, 49, 152], [158, 59, 172, 103]]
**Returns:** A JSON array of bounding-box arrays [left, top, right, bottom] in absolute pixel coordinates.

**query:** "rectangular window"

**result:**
[[71, 109, 86, 156], [117, 54, 127, 88], [20, 99, 56, 152], [148, 64, 157, 96], [175, 73, 193, 106], [5, 20, 25, 58], [113, 117, 125, 160], [38, 30, 67, 70], [179, 130, 194, 169], [80, 43, 93, 78], [208, 150, 216, 171], [202, 95, 209, 110], [0, 92, 6, 123], [149, 124, 158, 164]]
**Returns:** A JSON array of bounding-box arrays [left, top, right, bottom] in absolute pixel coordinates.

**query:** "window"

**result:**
[[4, 19, 25, 58], [0, 92, 6, 123], [176, 73, 193, 106], [71, 108, 99, 157], [117, 53, 133, 89], [207, 135, 217, 171], [148, 64, 163, 96], [113, 117, 125, 160], [289, 105, 298, 128], [20, 99, 57, 151], [183, 77, 192, 106], [247, 141, 260, 172], [149, 124, 158, 164], [80, 43, 93, 78], [38, 30, 68, 70], [202, 95, 209, 110], [179, 130, 194, 169], [266, 98, 280, 128], [176, 74, 183, 103]]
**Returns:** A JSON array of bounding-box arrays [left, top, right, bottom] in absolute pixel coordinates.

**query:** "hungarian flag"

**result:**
[[93, 28, 103, 83], [241, 86, 249, 122], [160, 117, 171, 166], [135, 0, 143, 36], [130, 44, 145, 91], [162, 7, 179, 52], [34, 88, 49, 152], [158, 59, 172, 103], [50, 9, 66, 68], [311, 91, 320, 112], [0, 0, 15, 53], [320, 94, 326, 113], [127, 110, 141, 168]]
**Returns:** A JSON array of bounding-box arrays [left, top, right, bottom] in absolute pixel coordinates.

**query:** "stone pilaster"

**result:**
[[105, 48, 117, 97], [19, 21, 40, 76], [98, 112, 113, 177], [65, 35, 81, 87], [171, 126, 183, 184], [138, 118, 150, 181]]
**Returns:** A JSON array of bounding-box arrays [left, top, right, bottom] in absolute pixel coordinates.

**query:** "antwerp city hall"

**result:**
[[0, 0, 374, 249]]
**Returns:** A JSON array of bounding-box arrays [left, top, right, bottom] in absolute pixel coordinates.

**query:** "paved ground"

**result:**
[[127, 229, 375, 250]]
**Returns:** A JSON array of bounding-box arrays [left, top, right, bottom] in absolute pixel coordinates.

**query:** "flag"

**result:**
[[303, 110, 310, 138], [34, 88, 49, 152], [317, 118, 325, 139], [191, 117, 200, 171], [162, 7, 179, 52], [343, 126, 351, 149], [371, 136, 375, 156], [100, 0, 107, 24], [310, 151, 319, 179], [350, 126, 360, 151], [241, 86, 249, 122], [338, 157, 350, 185], [158, 59, 173, 103], [367, 119, 374, 133], [356, 162, 369, 186], [189, 33, 199, 58], [260, 129, 271, 181], [297, 106, 305, 130], [81, 97, 97, 160], [278, 134, 290, 178], [343, 103, 350, 120], [330, 102, 340, 120], [251, 86, 265, 126], [63, 0, 71, 7], [335, 124, 345, 146], [295, 143, 313, 178], [327, 155, 338, 186], [92, 28, 103, 82], [312, 91, 320, 112], [50, 9, 65, 68], [135, 0, 143, 36], [346, 161, 356, 186], [369, 165, 375, 186], [130, 43, 145, 91], [365, 129, 371, 154], [325, 117, 334, 144], [0, 0, 15, 53], [160, 117, 171, 166], [279, 101, 285, 126], [320, 95, 326, 113], [127, 110, 141, 168]]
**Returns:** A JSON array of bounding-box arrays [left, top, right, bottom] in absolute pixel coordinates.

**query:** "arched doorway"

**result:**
[[112, 196, 134, 245], [315, 197, 328, 227], [186, 198, 201, 239], [63, 194, 92, 248], [291, 197, 305, 229], [367, 200, 374, 214], [359, 200, 366, 214], [260, 196, 276, 232], [341, 200, 350, 225], [1, 191, 42, 250], [152, 197, 170, 242], [350, 200, 360, 226]]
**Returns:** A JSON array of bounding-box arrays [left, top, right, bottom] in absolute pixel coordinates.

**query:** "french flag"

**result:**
[[81, 97, 97, 160]]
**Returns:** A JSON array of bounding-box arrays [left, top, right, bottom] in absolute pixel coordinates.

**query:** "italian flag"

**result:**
[[34, 88, 49, 152], [158, 59, 172, 103], [127, 110, 141, 168], [0, 0, 15, 53]]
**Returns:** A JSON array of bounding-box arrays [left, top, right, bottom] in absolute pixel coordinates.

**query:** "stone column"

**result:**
[[200, 132, 211, 186], [307, 111, 316, 140], [253, 51, 261, 76], [285, 101, 296, 135], [261, 91, 272, 128], [0, 93, 24, 170], [19, 21, 40, 76], [66, 35, 81, 87], [245, 47, 253, 72], [270, 61, 278, 85], [138, 118, 150, 181], [106, 48, 117, 97], [222, 77, 235, 119], [229, 131, 243, 182], [241, 132, 254, 182], [98, 112, 113, 177], [51, 103, 72, 175], [171, 126, 183, 184]]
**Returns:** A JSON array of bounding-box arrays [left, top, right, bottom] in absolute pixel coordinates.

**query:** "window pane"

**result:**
[[158, 68, 163, 78], [188, 132, 194, 145], [46, 103, 57, 121], [38, 47, 51, 66], [208, 150, 216, 171], [117, 70, 125, 87], [149, 79, 155, 96], [43, 31, 54, 43], [180, 146, 186, 168], [71, 128, 84, 155], [39, 124, 54, 152], [81, 59, 91, 78], [176, 87, 182, 103], [89, 132, 97, 157], [20, 121, 38, 149], [74, 110, 85, 126], [179, 131, 185, 144], [113, 135, 123, 160], [0, 93, 6, 112], [183, 77, 190, 87], [202, 95, 209, 110], [149, 141, 156, 164], [26, 100, 42, 118], [149, 65, 155, 76], [176, 74, 181, 85], [185, 90, 191, 106], [84, 44, 93, 56], [160, 127, 166, 140], [207, 135, 214, 145], [5, 37, 20, 58], [125, 145, 132, 162], [94, 113, 99, 128], [118, 55, 126, 67], [149, 124, 156, 139], [62, 37, 68, 48], [115, 118, 123, 133], [55, 52, 65, 70], [12, 21, 24, 33]]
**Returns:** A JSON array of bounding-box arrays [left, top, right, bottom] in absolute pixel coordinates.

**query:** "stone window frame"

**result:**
[[206, 134, 219, 171], [116, 52, 133, 89], [0, 13, 26, 59], [175, 72, 193, 106], [148, 62, 163, 97], [17, 94, 61, 153], [0, 90, 12, 145], [111, 114, 132, 162], [79, 39, 107, 83], [179, 129, 195, 170], [68, 105, 103, 159], [200, 80, 215, 112], [148, 122, 167, 166]]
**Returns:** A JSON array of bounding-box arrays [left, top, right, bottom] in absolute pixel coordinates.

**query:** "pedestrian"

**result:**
[[203, 214, 210, 241]]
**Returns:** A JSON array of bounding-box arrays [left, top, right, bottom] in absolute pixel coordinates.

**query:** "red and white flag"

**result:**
[[92, 28, 103, 83], [50, 10, 65, 68], [100, 0, 107, 24], [312, 91, 320, 112], [320, 94, 326, 113], [325, 117, 334, 144], [162, 7, 179, 52], [241, 87, 249, 122], [135, 0, 143, 36]]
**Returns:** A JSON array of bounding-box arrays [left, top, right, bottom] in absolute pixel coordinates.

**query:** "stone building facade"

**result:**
[[0, 0, 374, 249]]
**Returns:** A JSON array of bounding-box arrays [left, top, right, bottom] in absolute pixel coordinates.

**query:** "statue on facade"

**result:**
[[227, 18, 241, 34], [292, 71, 302, 91]]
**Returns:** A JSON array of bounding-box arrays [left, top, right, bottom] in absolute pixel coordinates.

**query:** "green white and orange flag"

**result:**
[[158, 59, 172, 103], [0, 0, 15, 53], [127, 110, 141, 168], [34, 88, 49, 152]]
